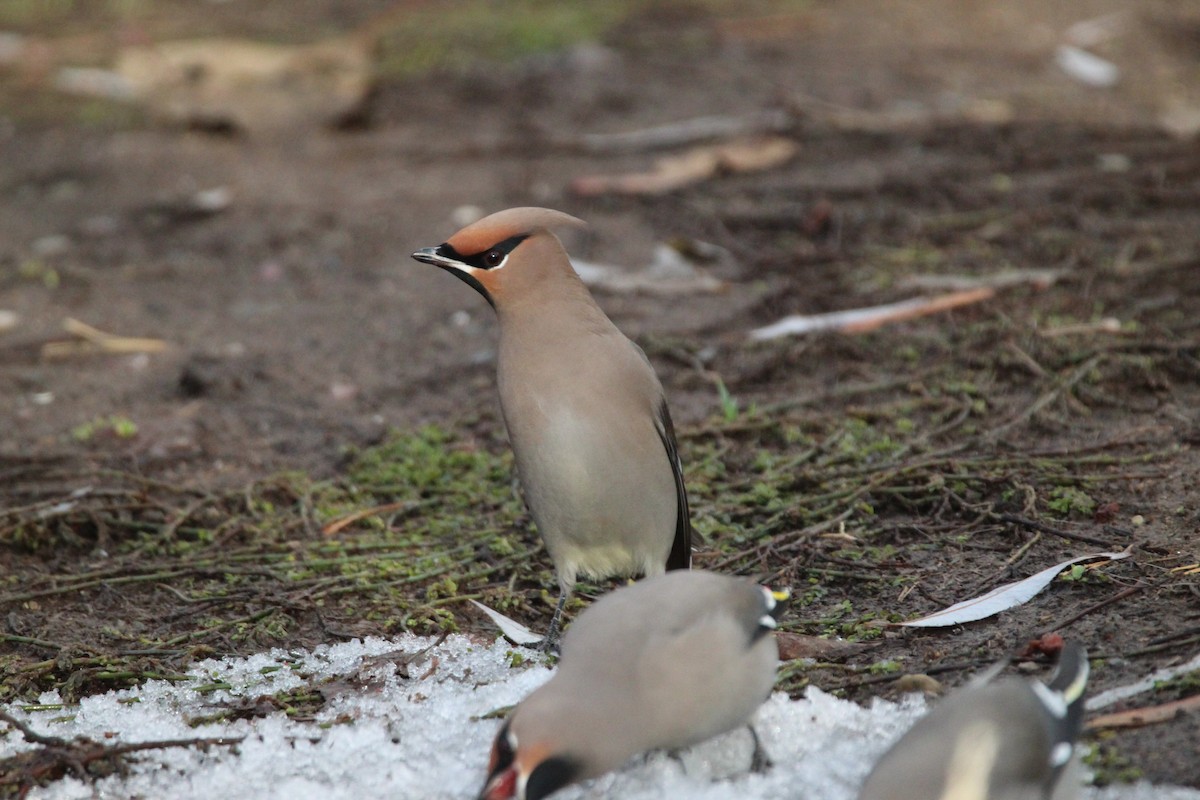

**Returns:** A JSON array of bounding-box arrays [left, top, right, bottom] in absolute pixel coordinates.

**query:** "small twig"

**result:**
[[993, 513, 1113, 547], [988, 354, 1103, 437], [0, 633, 66, 651], [0, 709, 68, 746], [1004, 532, 1041, 567], [1052, 575, 1173, 630], [897, 269, 1065, 293], [1003, 341, 1049, 378], [1125, 634, 1200, 658], [322, 500, 428, 536], [1039, 317, 1124, 338]]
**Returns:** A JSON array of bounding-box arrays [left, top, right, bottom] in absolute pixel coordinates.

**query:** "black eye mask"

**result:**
[[436, 234, 530, 271]]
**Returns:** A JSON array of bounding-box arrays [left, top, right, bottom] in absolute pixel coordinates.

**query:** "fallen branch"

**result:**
[[749, 288, 995, 341], [992, 513, 1114, 547], [1087, 694, 1200, 731], [0, 709, 242, 795]]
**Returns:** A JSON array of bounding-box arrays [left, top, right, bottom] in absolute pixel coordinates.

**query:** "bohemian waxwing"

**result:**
[[857, 642, 1090, 800], [412, 208, 691, 645], [479, 570, 789, 800]]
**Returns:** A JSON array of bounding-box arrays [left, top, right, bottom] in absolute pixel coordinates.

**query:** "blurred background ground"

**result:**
[[1, 0, 1198, 793]]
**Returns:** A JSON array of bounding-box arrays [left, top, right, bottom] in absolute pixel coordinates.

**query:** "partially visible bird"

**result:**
[[412, 208, 691, 645], [479, 570, 789, 800], [857, 642, 1090, 800]]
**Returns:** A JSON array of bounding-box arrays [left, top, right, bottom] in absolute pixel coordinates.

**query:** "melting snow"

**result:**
[[1, 634, 1196, 800]]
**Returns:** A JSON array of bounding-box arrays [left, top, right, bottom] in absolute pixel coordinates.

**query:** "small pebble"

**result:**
[[330, 381, 358, 402], [193, 186, 233, 213]]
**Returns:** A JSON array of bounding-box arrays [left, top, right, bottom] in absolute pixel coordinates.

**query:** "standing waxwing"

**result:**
[[478, 570, 789, 800], [857, 642, 1090, 800], [412, 208, 691, 645]]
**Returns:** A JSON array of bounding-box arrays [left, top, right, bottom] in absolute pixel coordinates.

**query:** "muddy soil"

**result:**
[[2, 0, 1199, 793]]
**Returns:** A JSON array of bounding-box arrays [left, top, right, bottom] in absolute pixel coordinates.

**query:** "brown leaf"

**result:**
[[571, 136, 797, 196], [776, 631, 866, 661]]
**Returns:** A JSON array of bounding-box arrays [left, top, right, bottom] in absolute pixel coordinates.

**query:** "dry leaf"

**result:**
[[571, 136, 797, 196], [470, 600, 542, 646], [896, 551, 1130, 628], [775, 631, 866, 661]]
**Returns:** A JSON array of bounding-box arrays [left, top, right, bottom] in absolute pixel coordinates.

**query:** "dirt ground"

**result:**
[[2, 0, 1199, 794]]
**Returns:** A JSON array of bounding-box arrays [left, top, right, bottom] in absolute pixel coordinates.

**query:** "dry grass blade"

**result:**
[[41, 318, 169, 359]]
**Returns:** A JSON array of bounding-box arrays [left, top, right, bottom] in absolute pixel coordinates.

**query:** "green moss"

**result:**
[[1084, 740, 1145, 786], [71, 414, 139, 442], [374, 1, 636, 77], [1047, 486, 1097, 519]]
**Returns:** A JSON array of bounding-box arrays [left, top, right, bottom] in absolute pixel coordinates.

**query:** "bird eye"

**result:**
[[483, 249, 504, 268]]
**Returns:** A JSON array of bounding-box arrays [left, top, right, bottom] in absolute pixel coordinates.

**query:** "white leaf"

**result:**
[[898, 550, 1130, 628], [469, 599, 543, 645]]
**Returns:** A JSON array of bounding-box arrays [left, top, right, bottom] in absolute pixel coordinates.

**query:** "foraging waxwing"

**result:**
[[857, 642, 1090, 800], [412, 208, 691, 644], [479, 570, 789, 800]]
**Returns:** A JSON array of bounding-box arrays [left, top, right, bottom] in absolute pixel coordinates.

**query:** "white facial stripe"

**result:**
[[1050, 741, 1074, 768], [1031, 681, 1068, 719], [759, 614, 778, 629], [761, 586, 776, 612]]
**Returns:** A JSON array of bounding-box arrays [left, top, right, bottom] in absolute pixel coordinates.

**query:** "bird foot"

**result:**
[[747, 725, 772, 773]]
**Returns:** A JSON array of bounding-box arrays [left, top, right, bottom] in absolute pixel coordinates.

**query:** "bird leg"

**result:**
[[539, 593, 569, 653], [747, 725, 771, 773]]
